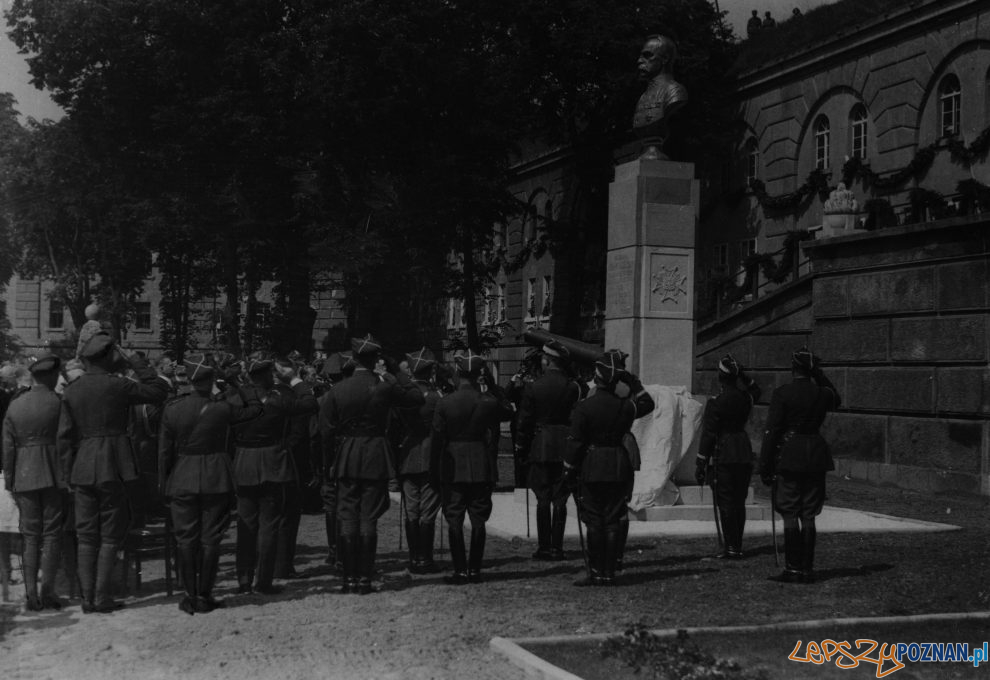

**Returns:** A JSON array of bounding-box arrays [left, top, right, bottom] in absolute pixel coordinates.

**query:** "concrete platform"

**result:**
[[481, 490, 960, 540]]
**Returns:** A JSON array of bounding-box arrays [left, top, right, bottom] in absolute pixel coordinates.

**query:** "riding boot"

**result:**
[[61, 531, 80, 599], [338, 533, 357, 593], [801, 520, 817, 583], [404, 520, 420, 572], [532, 505, 552, 559], [614, 518, 629, 572], [197, 545, 224, 611], [771, 526, 804, 582], [177, 544, 199, 615], [21, 536, 42, 610], [549, 504, 567, 559], [716, 506, 733, 557], [444, 522, 468, 584], [467, 523, 486, 583], [324, 513, 337, 566], [602, 529, 619, 585], [358, 534, 377, 594], [39, 535, 63, 609], [418, 521, 441, 574], [735, 506, 748, 556], [574, 525, 602, 587], [77, 543, 98, 611], [94, 543, 122, 612]]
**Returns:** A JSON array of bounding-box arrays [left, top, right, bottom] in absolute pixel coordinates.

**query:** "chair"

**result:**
[[121, 516, 177, 597]]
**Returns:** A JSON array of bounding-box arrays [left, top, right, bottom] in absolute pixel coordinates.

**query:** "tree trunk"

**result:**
[[460, 225, 480, 352]]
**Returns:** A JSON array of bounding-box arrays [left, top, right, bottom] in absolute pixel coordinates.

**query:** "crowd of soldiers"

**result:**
[[1, 328, 840, 615]]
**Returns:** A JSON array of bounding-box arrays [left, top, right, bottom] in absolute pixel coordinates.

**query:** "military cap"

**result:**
[[350, 333, 383, 356], [717, 354, 740, 377], [80, 331, 114, 360], [183, 353, 215, 382], [246, 351, 274, 375], [454, 350, 485, 376], [791, 347, 817, 372], [594, 351, 623, 385], [601, 348, 629, 369], [29, 351, 61, 374], [542, 340, 570, 360], [405, 347, 436, 375]]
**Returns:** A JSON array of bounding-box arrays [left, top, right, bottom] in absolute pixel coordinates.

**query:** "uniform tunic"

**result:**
[[3, 385, 66, 537], [759, 375, 841, 519], [59, 363, 170, 544], [398, 379, 443, 524], [517, 368, 582, 502], [564, 388, 654, 528], [321, 368, 423, 528], [432, 382, 512, 526], [160, 390, 263, 547], [697, 381, 761, 512]]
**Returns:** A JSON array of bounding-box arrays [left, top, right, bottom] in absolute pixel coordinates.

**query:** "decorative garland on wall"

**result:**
[[714, 229, 812, 302], [750, 123, 990, 212]]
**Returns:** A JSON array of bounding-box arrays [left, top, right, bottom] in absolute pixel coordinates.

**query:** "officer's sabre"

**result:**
[[770, 478, 780, 567], [398, 493, 404, 551], [709, 464, 724, 554], [525, 487, 531, 538]]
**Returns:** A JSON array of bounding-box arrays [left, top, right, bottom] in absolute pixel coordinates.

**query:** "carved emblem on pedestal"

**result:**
[[651, 264, 687, 303]]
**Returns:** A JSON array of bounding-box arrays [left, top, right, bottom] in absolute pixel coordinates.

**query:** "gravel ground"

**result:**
[[1, 474, 987, 680]]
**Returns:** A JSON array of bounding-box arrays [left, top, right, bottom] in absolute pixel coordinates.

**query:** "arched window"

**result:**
[[850, 104, 868, 160], [814, 116, 830, 169], [744, 137, 760, 184], [939, 74, 961, 137]]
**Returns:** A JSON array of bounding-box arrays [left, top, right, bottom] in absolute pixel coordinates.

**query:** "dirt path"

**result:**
[[2, 476, 987, 679]]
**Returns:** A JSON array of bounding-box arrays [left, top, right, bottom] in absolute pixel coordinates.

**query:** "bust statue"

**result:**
[[632, 34, 688, 160]]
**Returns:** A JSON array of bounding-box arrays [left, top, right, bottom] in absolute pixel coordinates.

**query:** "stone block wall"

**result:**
[[696, 216, 990, 496]]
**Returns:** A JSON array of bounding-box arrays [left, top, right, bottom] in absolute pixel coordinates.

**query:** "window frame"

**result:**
[[939, 74, 961, 137], [850, 105, 868, 160], [134, 300, 152, 331], [814, 116, 831, 170]]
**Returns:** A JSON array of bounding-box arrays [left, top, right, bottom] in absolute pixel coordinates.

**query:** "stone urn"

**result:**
[[821, 183, 861, 237]]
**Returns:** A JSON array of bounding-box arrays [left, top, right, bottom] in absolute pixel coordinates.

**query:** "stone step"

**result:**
[[677, 484, 755, 505], [629, 504, 772, 522]]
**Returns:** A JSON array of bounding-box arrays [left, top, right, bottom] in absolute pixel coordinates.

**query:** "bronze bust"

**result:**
[[632, 34, 688, 160]]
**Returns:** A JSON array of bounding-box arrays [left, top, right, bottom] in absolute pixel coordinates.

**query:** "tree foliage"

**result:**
[[3, 0, 737, 356]]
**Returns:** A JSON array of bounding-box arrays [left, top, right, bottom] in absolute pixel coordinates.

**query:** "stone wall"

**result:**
[[696, 215, 990, 496]]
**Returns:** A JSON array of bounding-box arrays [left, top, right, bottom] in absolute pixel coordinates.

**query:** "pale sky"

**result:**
[[718, 0, 838, 37]]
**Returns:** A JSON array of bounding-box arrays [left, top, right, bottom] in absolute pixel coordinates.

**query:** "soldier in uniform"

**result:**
[[397, 348, 444, 573], [758, 348, 841, 583], [516, 341, 583, 560], [695, 354, 761, 559], [2, 352, 67, 610], [231, 354, 317, 595], [58, 333, 170, 613], [320, 335, 423, 594], [275, 357, 315, 580], [432, 351, 513, 584], [315, 352, 352, 568], [159, 354, 263, 614], [563, 351, 654, 586]]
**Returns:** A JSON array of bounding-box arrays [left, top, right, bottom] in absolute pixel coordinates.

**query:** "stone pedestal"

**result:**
[[605, 158, 699, 387]]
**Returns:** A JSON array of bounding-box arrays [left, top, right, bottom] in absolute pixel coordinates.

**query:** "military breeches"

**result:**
[[14, 488, 65, 539], [577, 481, 627, 532], [528, 462, 569, 509], [774, 471, 827, 520], [401, 473, 441, 525], [236, 482, 285, 586], [715, 463, 752, 510], [171, 493, 232, 548], [443, 483, 493, 528], [75, 481, 130, 547], [337, 478, 389, 536]]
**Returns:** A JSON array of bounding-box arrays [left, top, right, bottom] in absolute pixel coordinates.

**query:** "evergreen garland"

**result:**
[[946, 125, 990, 166], [749, 169, 829, 212]]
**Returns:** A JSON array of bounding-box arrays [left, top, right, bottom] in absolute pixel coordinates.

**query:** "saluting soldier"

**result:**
[[275, 357, 315, 580], [563, 351, 654, 586], [432, 351, 513, 584], [397, 347, 444, 574], [758, 348, 841, 583], [2, 352, 67, 610], [58, 333, 170, 613], [315, 351, 352, 568], [231, 354, 317, 595], [516, 341, 583, 560], [321, 335, 423, 594], [695, 354, 761, 559], [159, 354, 263, 614]]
